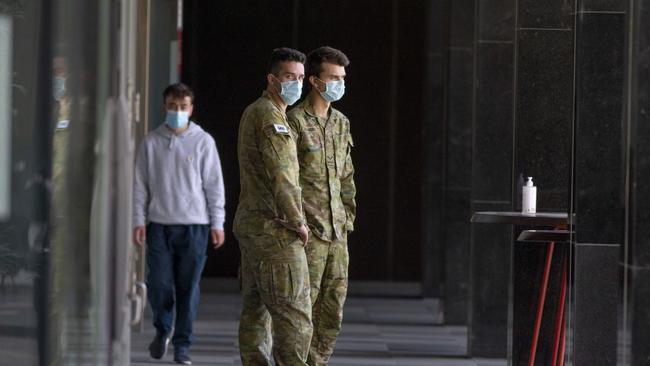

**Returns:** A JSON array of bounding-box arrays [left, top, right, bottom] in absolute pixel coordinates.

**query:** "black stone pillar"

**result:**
[[572, 1, 626, 365], [625, 0, 650, 365], [469, 0, 515, 358], [442, 0, 475, 325], [511, 1, 574, 365], [421, 0, 447, 298]]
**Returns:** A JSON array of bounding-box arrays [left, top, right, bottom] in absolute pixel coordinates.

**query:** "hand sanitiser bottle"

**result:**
[[522, 177, 537, 215]]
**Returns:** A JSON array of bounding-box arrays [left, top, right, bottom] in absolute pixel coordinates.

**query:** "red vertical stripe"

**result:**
[[551, 257, 568, 366], [528, 242, 555, 366]]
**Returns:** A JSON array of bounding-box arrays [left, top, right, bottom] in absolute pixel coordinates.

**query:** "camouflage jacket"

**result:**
[[287, 97, 356, 242], [233, 91, 305, 241]]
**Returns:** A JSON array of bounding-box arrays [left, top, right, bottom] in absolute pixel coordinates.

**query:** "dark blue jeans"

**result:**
[[146, 223, 209, 351]]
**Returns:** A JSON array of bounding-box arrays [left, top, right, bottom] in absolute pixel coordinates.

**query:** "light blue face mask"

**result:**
[[318, 79, 345, 103], [278, 80, 302, 106], [165, 110, 190, 129]]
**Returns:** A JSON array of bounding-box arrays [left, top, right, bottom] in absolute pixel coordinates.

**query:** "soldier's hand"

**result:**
[[211, 229, 225, 249], [274, 218, 310, 246], [133, 226, 146, 246], [296, 224, 309, 246]]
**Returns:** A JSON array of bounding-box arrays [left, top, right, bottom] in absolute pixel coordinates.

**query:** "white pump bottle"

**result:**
[[522, 177, 537, 215]]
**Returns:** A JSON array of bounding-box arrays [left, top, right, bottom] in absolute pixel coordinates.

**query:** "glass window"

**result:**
[[0, 1, 134, 364], [0, 1, 46, 365]]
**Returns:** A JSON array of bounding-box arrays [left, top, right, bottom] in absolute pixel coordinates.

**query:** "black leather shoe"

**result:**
[[174, 349, 192, 365], [148, 333, 170, 359]]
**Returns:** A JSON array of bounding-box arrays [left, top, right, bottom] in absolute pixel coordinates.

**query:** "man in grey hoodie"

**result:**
[[132, 83, 225, 365]]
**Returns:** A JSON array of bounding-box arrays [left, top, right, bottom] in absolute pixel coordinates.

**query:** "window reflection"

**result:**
[[0, 1, 44, 365], [1, 0, 134, 364]]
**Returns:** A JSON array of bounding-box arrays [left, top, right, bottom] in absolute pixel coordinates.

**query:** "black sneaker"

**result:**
[[148, 333, 170, 359], [174, 349, 192, 365]]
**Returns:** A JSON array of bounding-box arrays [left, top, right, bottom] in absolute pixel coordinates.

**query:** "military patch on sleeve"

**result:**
[[273, 123, 290, 135]]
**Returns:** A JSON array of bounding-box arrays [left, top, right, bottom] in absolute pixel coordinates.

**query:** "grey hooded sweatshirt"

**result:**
[[133, 122, 225, 230]]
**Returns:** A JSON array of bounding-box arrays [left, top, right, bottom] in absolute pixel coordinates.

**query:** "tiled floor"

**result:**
[[131, 293, 506, 366]]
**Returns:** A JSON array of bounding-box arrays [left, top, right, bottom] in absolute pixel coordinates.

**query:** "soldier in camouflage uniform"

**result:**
[[234, 47, 313, 366], [287, 46, 356, 366]]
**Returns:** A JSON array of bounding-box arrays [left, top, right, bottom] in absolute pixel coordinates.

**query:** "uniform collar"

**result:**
[[261, 90, 285, 114], [303, 95, 331, 119]]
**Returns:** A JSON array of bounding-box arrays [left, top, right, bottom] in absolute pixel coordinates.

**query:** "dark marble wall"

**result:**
[[469, 0, 515, 358], [468, 204, 511, 358], [626, 0, 650, 364], [474, 4, 635, 363], [573, 243, 619, 365], [510, 3, 575, 366], [443, 0, 475, 325], [421, 0, 447, 297], [514, 20, 573, 212], [572, 2, 626, 365], [466, 0, 638, 362], [574, 10, 626, 246]]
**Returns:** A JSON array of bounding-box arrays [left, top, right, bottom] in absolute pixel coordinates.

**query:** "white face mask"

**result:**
[[318, 79, 345, 102]]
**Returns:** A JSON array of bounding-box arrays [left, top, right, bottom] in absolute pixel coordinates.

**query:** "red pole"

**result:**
[[528, 241, 555, 366], [551, 257, 568, 366], [558, 316, 567, 366]]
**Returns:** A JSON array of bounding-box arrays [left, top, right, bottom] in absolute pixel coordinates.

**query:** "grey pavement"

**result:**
[[131, 291, 506, 366]]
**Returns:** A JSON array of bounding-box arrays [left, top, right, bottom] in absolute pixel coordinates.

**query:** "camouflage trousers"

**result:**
[[238, 234, 313, 366], [305, 235, 349, 366]]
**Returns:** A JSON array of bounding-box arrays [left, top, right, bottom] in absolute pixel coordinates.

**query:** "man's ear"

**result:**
[[310, 75, 323, 91]]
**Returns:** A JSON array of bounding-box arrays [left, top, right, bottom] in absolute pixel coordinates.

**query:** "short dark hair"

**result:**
[[306, 46, 350, 79], [163, 83, 194, 103], [267, 47, 306, 75]]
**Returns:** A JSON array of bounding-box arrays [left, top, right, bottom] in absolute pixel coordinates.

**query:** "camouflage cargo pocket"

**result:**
[[263, 261, 302, 304]]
